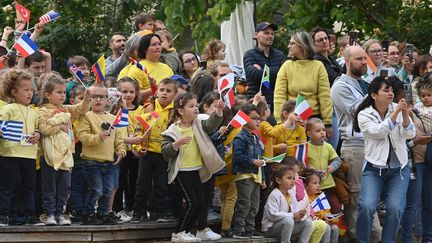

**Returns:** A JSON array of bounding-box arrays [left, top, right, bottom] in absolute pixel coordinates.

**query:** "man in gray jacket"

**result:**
[[330, 45, 382, 242]]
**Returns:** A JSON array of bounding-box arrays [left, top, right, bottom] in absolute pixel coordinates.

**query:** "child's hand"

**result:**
[[325, 165, 335, 175], [284, 113, 303, 129], [33, 23, 44, 34], [215, 99, 225, 116], [59, 123, 69, 133], [173, 136, 192, 150], [294, 209, 306, 221], [84, 88, 92, 102], [218, 126, 228, 135], [100, 131, 110, 141], [28, 132, 41, 144], [252, 159, 265, 167], [252, 91, 264, 105], [276, 143, 288, 153], [128, 135, 144, 145], [0, 55, 7, 65], [260, 182, 267, 189], [114, 152, 123, 165]]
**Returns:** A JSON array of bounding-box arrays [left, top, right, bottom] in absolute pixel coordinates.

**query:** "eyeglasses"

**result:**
[[315, 36, 328, 43], [369, 49, 383, 55], [183, 56, 197, 64], [250, 116, 261, 122], [91, 95, 108, 100]]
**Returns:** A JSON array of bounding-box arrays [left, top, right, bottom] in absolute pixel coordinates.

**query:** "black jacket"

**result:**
[[243, 46, 285, 109], [314, 53, 342, 87]]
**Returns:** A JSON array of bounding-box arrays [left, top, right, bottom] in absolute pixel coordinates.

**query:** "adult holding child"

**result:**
[[354, 77, 415, 243], [274, 31, 333, 137]]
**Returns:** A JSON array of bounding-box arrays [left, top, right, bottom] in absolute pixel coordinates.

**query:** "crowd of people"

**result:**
[[0, 10, 431, 243]]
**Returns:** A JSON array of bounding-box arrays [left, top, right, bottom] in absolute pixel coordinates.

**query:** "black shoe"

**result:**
[[0, 215, 9, 227], [247, 231, 264, 239], [81, 214, 103, 225], [9, 216, 25, 225], [233, 232, 250, 239], [153, 212, 176, 222], [26, 215, 44, 226], [101, 213, 118, 225], [220, 229, 233, 238], [131, 214, 148, 224]]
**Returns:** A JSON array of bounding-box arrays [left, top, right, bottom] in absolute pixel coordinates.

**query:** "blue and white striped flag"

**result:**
[[0, 120, 24, 142], [113, 108, 129, 128]]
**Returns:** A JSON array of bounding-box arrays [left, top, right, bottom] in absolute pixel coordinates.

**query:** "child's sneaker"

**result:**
[[247, 231, 264, 239], [26, 215, 44, 226], [171, 231, 201, 242], [115, 211, 132, 223], [44, 215, 57, 226], [233, 231, 250, 239], [81, 214, 103, 225], [58, 214, 71, 226], [0, 215, 8, 227], [220, 229, 233, 238], [130, 214, 148, 224], [101, 213, 118, 225], [196, 227, 221, 240], [9, 216, 25, 225]]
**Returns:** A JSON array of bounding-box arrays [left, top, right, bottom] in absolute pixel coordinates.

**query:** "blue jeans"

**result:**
[[328, 111, 339, 150], [401, 163, 425, 242], [356, 163, 410, 243], [83, 161, 116, 215], [422, 167, 432, 242], [70, 162, 87, 216]]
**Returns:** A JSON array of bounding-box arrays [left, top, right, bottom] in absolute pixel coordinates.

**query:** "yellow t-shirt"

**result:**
[[272, 124, 306, 157], [177, 125, 203, 170], [259, 121, 286, 158], [0, 103, 39, 159], [235, 168, 263, 184], [117, 60, 174, 90], [307, 142, 338, 189]]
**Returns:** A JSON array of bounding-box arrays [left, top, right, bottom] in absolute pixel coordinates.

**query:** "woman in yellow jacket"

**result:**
[[273, 31, 333, 138]]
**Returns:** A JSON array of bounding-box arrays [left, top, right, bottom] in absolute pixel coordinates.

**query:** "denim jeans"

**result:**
[[356, 163, 410, 243], [70, 162, 87, 216], [422, 167, 432, 242], [83, 161, 116, 215], [328, 111, 340, 150], [401, 163, 425, 242]]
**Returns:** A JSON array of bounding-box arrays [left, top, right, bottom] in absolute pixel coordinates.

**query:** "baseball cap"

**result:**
[[170, 74, 189, 85], [255, 22, 277, 32]]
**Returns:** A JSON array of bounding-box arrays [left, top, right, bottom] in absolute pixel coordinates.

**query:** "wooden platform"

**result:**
[[0, 220, 279, 242]]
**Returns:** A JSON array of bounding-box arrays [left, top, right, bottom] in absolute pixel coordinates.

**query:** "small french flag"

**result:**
[[113, 108, 129, 128], [14, 35, 39, 58]]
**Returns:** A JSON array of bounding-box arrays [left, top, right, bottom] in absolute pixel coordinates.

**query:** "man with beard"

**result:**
[[330, 45, 382, 242], [243, 22, 285, 112], [106, 32, 126, 68]]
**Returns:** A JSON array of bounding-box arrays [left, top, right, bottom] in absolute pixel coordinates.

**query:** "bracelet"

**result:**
[[1, 38, 6, 42]]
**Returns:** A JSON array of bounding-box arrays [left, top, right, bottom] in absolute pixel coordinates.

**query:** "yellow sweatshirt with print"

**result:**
[[117, 60, 174, 90], [77, 111, 126, 162], [0, 103, 39, 159]]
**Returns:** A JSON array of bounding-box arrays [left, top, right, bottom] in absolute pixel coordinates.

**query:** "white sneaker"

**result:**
[[186, 232, 202, 242], [116, 211, 132, 223], [58, 214, 71, 226], [44, 215, 57, 226], [171, 231, 201, 242], [196, 227, 221, 240]]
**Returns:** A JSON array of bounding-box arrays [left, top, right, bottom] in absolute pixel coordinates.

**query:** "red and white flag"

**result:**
[[229, 110, 251, 128], [217, 73, 234, 94], [223, 88, 235, 109], [15, 2, 30, 23]]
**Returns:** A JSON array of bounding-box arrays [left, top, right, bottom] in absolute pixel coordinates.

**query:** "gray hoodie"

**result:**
[[331, 74, 367, 147]]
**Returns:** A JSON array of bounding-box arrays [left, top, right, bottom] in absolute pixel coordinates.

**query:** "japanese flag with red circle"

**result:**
[[217, 73, 234, 94], [230, 110, 251, 128]]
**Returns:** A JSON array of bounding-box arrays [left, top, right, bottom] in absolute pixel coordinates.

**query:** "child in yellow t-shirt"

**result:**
[[306, 118, 342, 214], [273, 100, 307, 157], [77, 84, 126, 225], [0, 70, 41, 226]]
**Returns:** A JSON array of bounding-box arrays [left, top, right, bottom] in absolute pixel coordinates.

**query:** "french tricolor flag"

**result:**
[[14, 35, 39, 58]]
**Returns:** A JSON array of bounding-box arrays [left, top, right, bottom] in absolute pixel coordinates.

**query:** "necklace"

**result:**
[[17, 104, 29, 135]]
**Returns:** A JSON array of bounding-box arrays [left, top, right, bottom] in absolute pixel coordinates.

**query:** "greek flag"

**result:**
[[0, 120, 24, 142]]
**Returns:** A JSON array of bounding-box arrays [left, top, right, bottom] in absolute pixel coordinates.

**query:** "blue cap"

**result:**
[[255, 22, 277, 32], [171, 74, 189, 85]]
